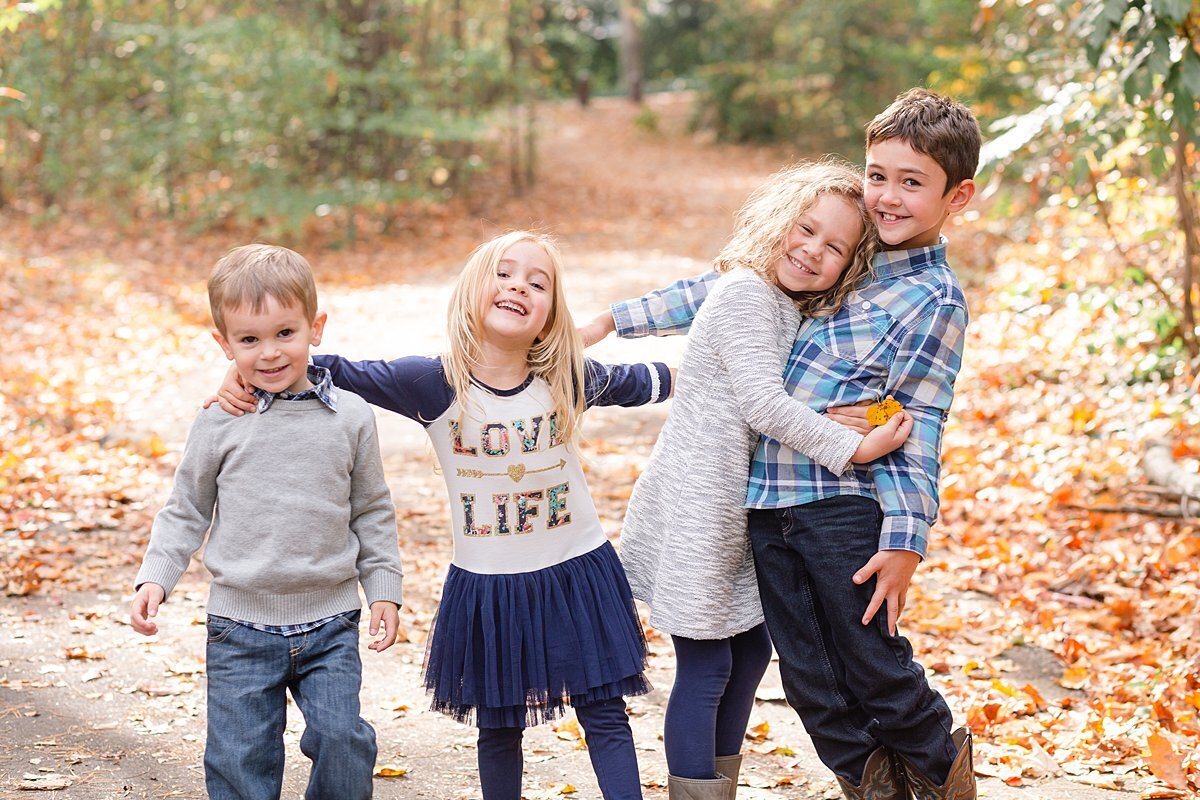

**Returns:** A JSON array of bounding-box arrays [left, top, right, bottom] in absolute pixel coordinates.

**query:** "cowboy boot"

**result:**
[[713, 753, 743, 799], [899, 728, 976, 800], [836, 745, 907, 800], [668, 774, 733, 800]]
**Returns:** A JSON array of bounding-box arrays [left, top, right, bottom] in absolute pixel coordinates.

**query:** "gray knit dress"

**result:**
[[618, 268, 864, 639]]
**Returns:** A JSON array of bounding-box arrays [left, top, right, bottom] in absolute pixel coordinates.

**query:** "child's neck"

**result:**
[[472, 340, 532, 391]]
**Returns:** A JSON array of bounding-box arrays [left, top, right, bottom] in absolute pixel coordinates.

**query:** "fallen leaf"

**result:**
[[1145, 734, 1188, 790]]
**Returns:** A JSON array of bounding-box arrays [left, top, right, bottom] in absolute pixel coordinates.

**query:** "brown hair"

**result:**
[[865, 88, 982, 192], [714, 160, 876, 319], [207, 244, 319, 333]]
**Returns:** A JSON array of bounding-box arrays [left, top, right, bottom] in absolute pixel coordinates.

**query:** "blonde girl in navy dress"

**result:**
[[216, 231, 671, 800]]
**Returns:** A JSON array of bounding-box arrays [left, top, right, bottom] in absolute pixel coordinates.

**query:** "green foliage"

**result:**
[[679, 0, 1017, 152], [979, 0, 1200, 358], [1077, 0, 1200, 134], [632, 105, 659, 132], [0, 1, 541, 235]]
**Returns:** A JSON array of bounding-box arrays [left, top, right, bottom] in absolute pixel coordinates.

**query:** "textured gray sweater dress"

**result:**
[[618, 269, 863, 639]]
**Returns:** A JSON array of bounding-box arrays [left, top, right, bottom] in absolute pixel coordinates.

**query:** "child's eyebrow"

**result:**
[[867, 161, 930, 178]]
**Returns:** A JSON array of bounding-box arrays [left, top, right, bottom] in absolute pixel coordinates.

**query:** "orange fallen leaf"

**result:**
[[374, 766, 407, 778], [745, 721, 770, 741], [63, 646, 104, 660], [553, 718, 582, 741], [1145, 734, 1188, 790]]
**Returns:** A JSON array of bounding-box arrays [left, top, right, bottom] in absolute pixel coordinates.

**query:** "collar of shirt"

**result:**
[[871, 237, 948, 281], [253, 364, 338, 413]]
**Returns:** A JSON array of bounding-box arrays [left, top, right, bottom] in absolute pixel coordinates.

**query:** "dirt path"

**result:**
[[1, 96, 1136, 798]]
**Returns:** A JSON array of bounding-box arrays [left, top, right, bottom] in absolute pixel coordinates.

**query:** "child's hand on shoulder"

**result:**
[[368, 600, 400, 653], [130, 583, 166, 636], [202, 365, 258, 416]]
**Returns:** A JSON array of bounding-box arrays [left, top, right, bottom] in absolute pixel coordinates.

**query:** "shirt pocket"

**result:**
[[812, 302, 893, 364]]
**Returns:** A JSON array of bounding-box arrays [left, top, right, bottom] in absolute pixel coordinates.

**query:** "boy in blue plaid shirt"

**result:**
[[584, 89, 981, 800]]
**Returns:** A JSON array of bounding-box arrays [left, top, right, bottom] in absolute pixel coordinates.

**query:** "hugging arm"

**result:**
[[705, 278, 864, 472]]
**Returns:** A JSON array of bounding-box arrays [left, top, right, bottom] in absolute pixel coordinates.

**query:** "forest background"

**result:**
[[2, 0, 1200, 797]]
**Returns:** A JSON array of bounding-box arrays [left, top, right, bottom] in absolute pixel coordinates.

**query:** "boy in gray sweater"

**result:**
[[130, 244, 404, 800]]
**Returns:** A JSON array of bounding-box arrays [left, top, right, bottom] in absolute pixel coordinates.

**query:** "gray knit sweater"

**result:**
[[135, 392, 404, 625], [619, 269, 863, 639]]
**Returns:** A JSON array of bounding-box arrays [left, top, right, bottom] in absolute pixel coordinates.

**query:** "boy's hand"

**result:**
[[824, 400, 872, 434], [853, 550, 920, 637], [130, 583, 167, 636], [579, 310, 616, 348], [202, 365, 257, 416], [367, 601, 400, 653], [849, 411, 912, 464]]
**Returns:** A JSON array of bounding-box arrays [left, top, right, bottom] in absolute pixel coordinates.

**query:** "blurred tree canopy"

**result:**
[[0, 0, 547, 238], [979, 0, 1200, 360], [1, 0, 1197, 330]]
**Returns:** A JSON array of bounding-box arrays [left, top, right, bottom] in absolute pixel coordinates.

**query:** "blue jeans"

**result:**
[[664, 624, 772, 779], [747, 497, 957, 784], [204, 612, 376, 800], [477, 696, 642, 799]]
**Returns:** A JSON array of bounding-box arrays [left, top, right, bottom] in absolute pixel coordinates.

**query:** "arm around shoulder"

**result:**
[[703, 274, 863, 473]]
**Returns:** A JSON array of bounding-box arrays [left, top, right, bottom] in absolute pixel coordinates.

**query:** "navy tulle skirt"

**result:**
[[423, 541, 651, 729]]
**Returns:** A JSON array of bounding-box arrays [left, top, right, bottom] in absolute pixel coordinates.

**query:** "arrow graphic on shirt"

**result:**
[[456, 459, 567, 483]]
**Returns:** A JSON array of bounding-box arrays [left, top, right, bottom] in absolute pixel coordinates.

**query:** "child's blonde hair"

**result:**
[[714, 160, 876, 319], [443, 231, 588, 447], [208, 244, 319, 333]]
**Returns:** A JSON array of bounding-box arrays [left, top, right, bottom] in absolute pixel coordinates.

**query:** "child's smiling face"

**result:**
[[773, 193, 863, 295], [213, 296, 325, 394], [481, 241, 556, 347], [864, 138, 972, 250]]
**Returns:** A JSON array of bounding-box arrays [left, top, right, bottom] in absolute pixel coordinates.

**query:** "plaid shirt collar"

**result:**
[[871, 238, 948, 280], [253, 364, 338, 413]]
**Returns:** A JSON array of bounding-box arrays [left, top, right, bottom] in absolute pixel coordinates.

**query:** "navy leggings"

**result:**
[[477, 696, 642, 799], [664, 623, 773, 779]]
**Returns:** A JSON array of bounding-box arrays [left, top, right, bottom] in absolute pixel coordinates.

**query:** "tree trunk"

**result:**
[[163, 0, 180, 217], [618, 0, 643, 103], [1173, 123, 1200, 359]]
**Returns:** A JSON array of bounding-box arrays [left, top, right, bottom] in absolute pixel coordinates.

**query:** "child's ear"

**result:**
[[212, 330, 235, 361], [946, 178, 976, 214], [310, 311, 328, 347]]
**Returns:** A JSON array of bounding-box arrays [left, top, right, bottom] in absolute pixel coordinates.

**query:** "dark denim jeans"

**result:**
[[204, 612, 376, 800], [747, 496, 957, 784]]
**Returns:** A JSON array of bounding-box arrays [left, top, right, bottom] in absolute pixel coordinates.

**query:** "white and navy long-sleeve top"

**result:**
[[312, 355, 671, 575]]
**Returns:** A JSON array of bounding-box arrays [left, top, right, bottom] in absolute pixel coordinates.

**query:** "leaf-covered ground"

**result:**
[[2, 94, 1198, 797]]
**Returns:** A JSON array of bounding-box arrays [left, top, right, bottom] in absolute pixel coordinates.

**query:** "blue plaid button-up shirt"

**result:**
[[611, 241, 967, 558]]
